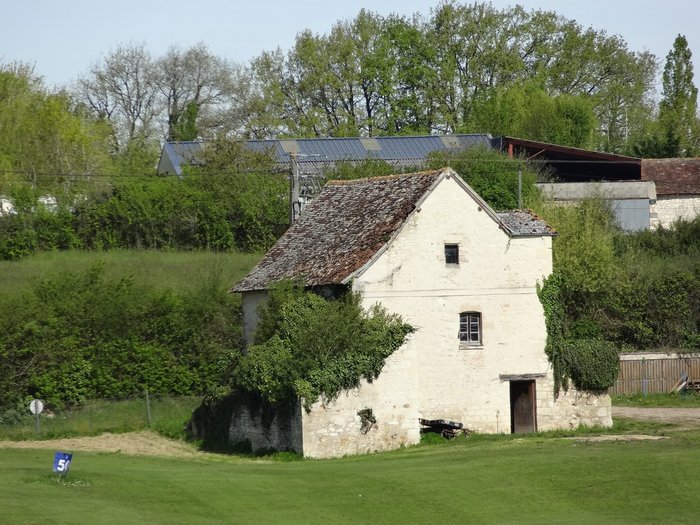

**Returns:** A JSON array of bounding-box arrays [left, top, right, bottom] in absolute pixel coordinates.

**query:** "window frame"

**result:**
[[444, 243, 459, 265], [459, 312, 482, 347]]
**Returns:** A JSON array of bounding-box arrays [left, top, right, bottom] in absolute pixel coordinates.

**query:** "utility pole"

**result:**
[[289, 153, 301, 225], [517, 163, 523, 209]]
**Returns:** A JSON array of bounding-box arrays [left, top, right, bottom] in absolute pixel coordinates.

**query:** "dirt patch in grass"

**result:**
[[0, 431, 207, 459], [613, 406, 700, 429], [574, 434, 670, 442]]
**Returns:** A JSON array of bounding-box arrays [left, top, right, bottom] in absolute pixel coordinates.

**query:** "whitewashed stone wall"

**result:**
[[299, 337, 420, 458], [227, 400, 303, 454], [240, 290, 268, 348], [538, 379, 613, 430], [353, 176, 565, 435], [236, 174, 610, 458], [654, 195, 700, 228]]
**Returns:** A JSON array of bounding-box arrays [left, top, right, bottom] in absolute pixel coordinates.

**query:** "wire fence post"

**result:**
[[145, 389, 152, 427], [517, 163, 523, 209]]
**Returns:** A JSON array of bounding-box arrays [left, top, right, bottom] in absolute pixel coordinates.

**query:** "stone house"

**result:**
[[642, 158, 700, 228], [228, 168, 612, 458]]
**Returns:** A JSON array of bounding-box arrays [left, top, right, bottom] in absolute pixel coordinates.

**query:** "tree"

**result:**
[[468, 82, 598, 148], [243, 2, 657, 146], [155, 43, 247, 140], [658, 34, 699, 156], [427, 146, 542, 210], [76, 43, 158, 151], [0, 62, 113, 190], [233, 282, 413, 409]]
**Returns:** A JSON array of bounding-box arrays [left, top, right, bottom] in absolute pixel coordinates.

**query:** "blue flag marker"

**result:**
[[53, 452, 73, 476]]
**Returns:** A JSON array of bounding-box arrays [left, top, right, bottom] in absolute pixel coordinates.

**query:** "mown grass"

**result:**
[[2, 425, 700, 524], [612, 391, 700, 407], [0, 249, 262, 297], [0, 397, 202, 441]]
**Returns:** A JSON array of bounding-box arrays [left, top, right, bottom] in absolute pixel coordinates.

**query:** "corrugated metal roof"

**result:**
[[232, 168, 554, 293], [159, 135, 495, 175], [162, 141, 204, 175]]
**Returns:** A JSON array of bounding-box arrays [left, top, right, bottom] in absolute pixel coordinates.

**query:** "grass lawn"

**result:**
[[2, 428, 700, 524], [0, 249, 263, 297], [612, 392, 700, 407], [0, 397, 202, 441]]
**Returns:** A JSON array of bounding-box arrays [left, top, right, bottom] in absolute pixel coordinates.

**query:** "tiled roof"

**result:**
[[641, 158, 700, 195], [232, 170, 443, 292], [496, 210, 557, 236], [232, 168, 555, 293]]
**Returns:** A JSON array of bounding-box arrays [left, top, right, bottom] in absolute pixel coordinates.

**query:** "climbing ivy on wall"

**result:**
[[537, 271, 620, 394], [232, 281, 414, 411]]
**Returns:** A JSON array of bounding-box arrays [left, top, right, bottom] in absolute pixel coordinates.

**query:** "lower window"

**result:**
[[459, 312, 481, 346]]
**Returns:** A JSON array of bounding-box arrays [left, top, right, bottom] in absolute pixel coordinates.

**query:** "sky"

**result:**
[[1, 0, 698, 92]]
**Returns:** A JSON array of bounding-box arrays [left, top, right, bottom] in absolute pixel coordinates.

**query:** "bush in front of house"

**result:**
[[562, 339, 620, 391], [231, 281, 414, 411]]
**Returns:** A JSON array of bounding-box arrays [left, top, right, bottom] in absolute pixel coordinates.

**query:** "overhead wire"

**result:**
[[0, 156, 643, 182]]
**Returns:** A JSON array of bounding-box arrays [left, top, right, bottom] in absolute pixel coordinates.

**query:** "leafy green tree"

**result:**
[[428, 146, 541, 210], [469, 82, 598, 148], [0, 63, 114, 191], [658, 35, 699, 156], [241, 2, 656, 146]]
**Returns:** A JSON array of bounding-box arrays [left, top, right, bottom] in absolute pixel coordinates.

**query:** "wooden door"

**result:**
[[510, 380, 537, 434]]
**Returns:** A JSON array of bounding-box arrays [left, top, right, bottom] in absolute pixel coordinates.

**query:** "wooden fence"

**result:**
[[609, 353, 700, 395]]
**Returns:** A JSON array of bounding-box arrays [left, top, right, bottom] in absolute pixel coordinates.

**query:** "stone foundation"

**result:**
[[546, 388, 613, 430]]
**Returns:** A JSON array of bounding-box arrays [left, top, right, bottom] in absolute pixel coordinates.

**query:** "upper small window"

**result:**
[[445, 244, 459, 264]]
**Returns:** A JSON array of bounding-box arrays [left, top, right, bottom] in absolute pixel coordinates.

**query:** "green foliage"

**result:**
[[538, 275, 620, 393], [427, 146, 542, 210], [540, 197, 621, 294], [537, 208, 700, 389], [633, 35, 699, 157], [245, 2, 655, 151], [320, 159, 405, 181], [0, 262, 241, 415], [0, 396, 201, 439], [233, 283, 414, 410], [658, 35, 699, 157], [170, 101, 200, 141], [0, 66, 114, 190], [561, 339, 619, 391], [469, 83, 598, 149], [0, 165, 288, 260]]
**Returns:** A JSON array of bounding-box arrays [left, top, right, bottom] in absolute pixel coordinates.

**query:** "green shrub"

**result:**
[[562, 339, 620, 391], [0, 170, 288, 260], [427, 146, 543, 210], [0, 262, 241, 413], [232, 282, 414, 410]]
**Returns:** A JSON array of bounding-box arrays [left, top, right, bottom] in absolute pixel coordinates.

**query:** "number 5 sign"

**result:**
[[53, 452, 73, 475]]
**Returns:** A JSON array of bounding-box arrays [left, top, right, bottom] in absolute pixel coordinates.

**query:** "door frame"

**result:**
[[509, 379, 537, 434]]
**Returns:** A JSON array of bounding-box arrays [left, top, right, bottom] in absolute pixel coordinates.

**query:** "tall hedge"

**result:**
[[0, 172, 288, 260], [0, 264, 240, 420]]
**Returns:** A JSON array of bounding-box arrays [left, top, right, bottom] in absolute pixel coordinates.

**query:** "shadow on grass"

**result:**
[[417, 416, 687, 449], [194, 438, 303, 461]]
